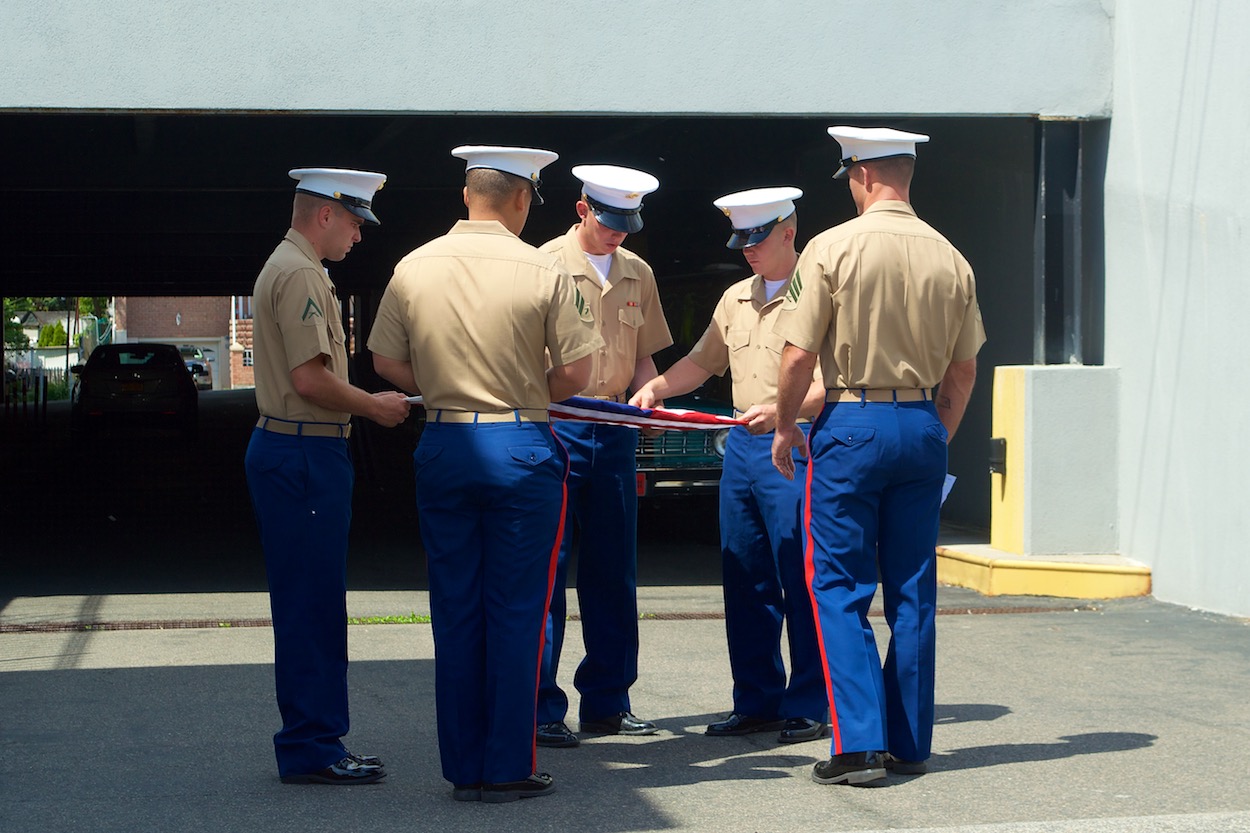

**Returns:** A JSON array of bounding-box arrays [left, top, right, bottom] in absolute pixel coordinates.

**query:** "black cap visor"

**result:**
[[725, 219, 780, 250], [342, 203, 381, 225], [586, 196, 643, 233], [298, 188, 381, 225]]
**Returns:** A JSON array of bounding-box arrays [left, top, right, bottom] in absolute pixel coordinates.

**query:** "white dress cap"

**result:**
[[826, 126, 931, 179], [572, 164, 660, 233], [452, 145, 559, 204], [712, 186, 802, 249], [452, 145, 559, 183], [289, 167, 387, 225]]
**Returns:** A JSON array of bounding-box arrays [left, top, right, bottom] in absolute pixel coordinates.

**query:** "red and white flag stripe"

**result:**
[[404, 395, 744, 431]]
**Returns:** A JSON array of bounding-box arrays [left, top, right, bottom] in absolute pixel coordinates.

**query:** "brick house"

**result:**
[[229, 296, 254, 389], [220, 296, 362, 392], [115, 296, 236, 389]]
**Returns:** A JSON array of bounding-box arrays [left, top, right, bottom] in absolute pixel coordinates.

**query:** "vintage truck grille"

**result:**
[[635, 429, 721, 463]]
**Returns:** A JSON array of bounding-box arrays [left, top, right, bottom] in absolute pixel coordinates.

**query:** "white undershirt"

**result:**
[[764, 278, 787, 300], [585, 252, 614, 285]]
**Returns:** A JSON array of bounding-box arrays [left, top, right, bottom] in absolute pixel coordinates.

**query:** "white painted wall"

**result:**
[[3, 0, 1112, 117], [1104, 1, 1250, 616]]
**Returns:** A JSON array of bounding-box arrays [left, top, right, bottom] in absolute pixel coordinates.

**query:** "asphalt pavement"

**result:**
[[3, 585, 1250, 833], [4, 393, 1250, 831]]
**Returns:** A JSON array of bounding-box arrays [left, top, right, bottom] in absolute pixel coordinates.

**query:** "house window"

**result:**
[[242, 349, 253, 367]]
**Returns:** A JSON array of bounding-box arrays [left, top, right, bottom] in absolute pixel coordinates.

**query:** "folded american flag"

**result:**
[[549, 396, 745, 431], [403, 394, 744, 431]]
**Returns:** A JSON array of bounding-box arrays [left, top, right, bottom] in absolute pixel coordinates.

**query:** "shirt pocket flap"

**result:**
[[617, 307, 644, 329], [762, 329, 788, 354], [728, 329, 752, 352], [329, 314, 346, 345]]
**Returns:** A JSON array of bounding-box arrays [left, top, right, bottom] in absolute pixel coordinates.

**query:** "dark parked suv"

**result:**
[[71, 343, 199, 439]]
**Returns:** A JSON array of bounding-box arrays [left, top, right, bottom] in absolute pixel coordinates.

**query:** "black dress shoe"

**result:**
[[451, 783, 483, 802], [579, 711, 657, 736], [346, 751, 384, 767], [280, 756, 387, 785], [811, 751, 886, 786], [705, 713, 786, 736], [884, 753, 928, 774], [537, 721, 580, 748], [777, 717, 829, 744], [481, 772, 555, 803]]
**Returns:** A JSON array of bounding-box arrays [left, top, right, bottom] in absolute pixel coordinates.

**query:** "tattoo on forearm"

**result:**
[[936, 394, 952, 409]]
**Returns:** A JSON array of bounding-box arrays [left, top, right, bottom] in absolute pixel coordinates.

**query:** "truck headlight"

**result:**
[[711, 428, 729, 458]]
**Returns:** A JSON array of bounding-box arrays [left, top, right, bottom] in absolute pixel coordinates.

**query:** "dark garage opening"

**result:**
[[2, 111, 1052, 593]]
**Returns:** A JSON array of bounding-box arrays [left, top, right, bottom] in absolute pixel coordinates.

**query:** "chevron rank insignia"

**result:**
[[301, 297, 324, 322], [573, 287, 594, 323], [784, 271, 804, 306]]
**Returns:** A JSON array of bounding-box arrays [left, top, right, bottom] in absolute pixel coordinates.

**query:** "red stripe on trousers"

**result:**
[[802, 427, 843, 755], [532, 424, 570, 772]]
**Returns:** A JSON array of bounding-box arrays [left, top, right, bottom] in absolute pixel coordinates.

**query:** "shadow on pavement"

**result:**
[[930, 731, 1158, 773]]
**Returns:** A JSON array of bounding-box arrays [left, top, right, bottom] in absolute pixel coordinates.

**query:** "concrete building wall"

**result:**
[[3, 0, 1112, 117], [1104, 0, 1250, 616], [989, 366, 1120, 557]]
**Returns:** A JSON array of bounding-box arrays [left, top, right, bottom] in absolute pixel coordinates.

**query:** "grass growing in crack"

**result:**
[[348, 612, 432, 625], [346, 612, 667, 626]]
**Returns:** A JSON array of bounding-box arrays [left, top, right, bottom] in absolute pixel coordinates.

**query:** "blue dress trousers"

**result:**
[[415, 419, 567, 786], [804, 399, 947, 762], [245, 428, 355, 777], [538, 420, 640, 725], [719, 423, 826, 722]]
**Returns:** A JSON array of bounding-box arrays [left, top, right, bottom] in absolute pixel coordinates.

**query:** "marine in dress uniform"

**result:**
[[534, 165, 673, 749], [631, 187, 830, 744], [369, 146, 603, 803], [244, 168, 411, 785], [770, 127, 986, 786]]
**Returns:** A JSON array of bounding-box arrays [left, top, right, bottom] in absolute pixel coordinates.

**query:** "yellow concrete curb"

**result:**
[[936, 543, 1152, 599]]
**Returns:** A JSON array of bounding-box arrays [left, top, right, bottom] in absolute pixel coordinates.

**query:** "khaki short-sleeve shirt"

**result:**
[[774, 201, 986, 390], [368, 220, 603, 412], [540, 226, 673, 398], [687, 272, 822, 414], [251, 229, 350, 422]]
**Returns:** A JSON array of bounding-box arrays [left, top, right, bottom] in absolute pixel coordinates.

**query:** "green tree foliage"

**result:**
[[3, 297, 30, 351], [37, 322, 69, 347], [78, 297, 109, 318], [16, 297, 71, 312], [6, 296, 107, 352]]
